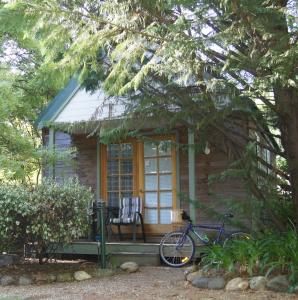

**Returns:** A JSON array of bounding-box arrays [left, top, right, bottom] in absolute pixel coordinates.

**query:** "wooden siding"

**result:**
[[179, 127, 251, 230], [72, 134, 98, 193], [55, 88, 125, 123]]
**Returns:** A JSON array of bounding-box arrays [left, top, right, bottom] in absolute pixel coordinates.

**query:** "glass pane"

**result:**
[[121, 191, 133, 198], [145, 209, 158, 224], [145, 175, 158, 190], [108, 144, 119, 158], [144, 158, 157, 174], [159, 157, 172, 173], [144, 141, 157, 157], [121, 159, 133, 174], [121, 175, 133, 191], [160, 209, 172, 224], [158, 140, 171, 156], [108, 192, 119, 208], [160, 192, 172, 207], [160, 174, 172, 190], [108, 160, 119, 175], [145, 192, 158, 208], [107, 176, 119, 190], [121, 143, 132, 158]]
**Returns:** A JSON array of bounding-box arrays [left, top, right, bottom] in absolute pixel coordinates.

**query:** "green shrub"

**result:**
[[0, 179, 93, 262], [28, 179, 93, 262], [0, 184, 31, 252], [202, 228, 298, 288]]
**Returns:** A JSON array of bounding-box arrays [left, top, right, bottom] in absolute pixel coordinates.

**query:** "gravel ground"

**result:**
[[0, 266, 297, 300]]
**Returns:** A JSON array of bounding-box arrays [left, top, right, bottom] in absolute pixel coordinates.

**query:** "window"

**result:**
[[143, 140, 173, 225], [106, 143, 134, 207]]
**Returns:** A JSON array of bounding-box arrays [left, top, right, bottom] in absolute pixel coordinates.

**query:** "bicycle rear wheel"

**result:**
[[159, 231, 195, 267], [223, 232, 252, 247]]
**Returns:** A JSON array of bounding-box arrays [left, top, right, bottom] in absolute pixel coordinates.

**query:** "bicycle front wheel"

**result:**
[[159, 231, 195, 267]]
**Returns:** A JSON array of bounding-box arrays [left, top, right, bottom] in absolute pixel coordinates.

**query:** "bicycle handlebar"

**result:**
[[181, 210, 234, 223]]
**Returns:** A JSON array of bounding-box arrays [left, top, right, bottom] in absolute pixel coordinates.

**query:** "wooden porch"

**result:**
[[48, 240, 206, 267]]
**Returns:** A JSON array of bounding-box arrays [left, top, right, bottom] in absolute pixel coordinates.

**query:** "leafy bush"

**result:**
[[0, 179, 93, 262], [202, 228, 298, 288], [29, 179, 93, 261], [0, 184, 31, 252]]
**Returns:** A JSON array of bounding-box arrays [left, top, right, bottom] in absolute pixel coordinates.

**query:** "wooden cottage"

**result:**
[[36, 77, 253, 244]]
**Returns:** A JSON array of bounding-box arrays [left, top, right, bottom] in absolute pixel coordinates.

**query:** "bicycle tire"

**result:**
[[223, 232, 252, 247], [159, 231, 195, 267]]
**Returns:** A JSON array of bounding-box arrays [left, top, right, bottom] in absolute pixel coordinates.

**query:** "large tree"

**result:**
[[1, 0, 297, 225]]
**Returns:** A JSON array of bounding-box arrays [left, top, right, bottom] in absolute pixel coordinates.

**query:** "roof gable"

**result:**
[[35, 77, 125, 129]]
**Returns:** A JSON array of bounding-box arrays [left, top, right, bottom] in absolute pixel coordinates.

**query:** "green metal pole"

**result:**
[[98, 200, 106, 268], [188, 128, 196, 224], [96, 201, 101, 267]]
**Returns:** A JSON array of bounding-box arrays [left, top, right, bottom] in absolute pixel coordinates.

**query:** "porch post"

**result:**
[[96, 138, 101, 201], [48, 127, 55, 179], [188, 128, 196, 223], [175, 131, 181, 209]]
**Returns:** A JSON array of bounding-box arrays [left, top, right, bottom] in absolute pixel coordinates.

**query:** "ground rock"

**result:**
[[1, 275, 15, 286], [56, 272, 73, 282], [19, 275, 33, 286], [0, 254, 21, 267], [266, 275, 289, 292], [191, 277, 209, 289], [184, 265, 199, 279], [249, 276, 267, 291], [74, 271, 92, 281], [225, 277, 249, 291], [120, 261, 139, 273], [34, 272, 56, 284], [186, 270, 204, 282], [92, 268, 116, 278], [207, 276, 226, 290]]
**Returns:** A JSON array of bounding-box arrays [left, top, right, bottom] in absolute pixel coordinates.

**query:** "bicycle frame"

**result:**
[[183, 222, 225, 245]]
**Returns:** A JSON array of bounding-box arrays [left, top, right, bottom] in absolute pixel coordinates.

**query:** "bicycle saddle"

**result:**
[[224, 213, 234, 218], [181, 210, 192, 222]]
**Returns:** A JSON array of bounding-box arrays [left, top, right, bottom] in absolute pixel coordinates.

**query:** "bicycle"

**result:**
[[159, 210, 251, 267]]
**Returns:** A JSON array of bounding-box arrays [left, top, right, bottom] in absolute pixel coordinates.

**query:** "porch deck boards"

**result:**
[[50, 241, 205, 257]]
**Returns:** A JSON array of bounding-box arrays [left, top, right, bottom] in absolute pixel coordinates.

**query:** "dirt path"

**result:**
[[0, 266, 297, 300]]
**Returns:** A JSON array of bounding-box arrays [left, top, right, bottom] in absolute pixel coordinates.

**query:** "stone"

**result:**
[[249, 276, 267, 291], [120, 261, 139, 273], [186, 270, 204, 282], [1, 275, 15, 286], [225, 277, 249, 291], [46, 274, 57, 283], [34, 272, 56, 284], [74, 271, 92, 281], [19, 275, 33, 286], [92, 268, 116, 278], [266, 275, 289, 292], [0, 254, 21, 267], [56, 272, 73, 282], [207, 276, 226, 290], [191, 277, 209, 289], [183, 265, 199, 279]]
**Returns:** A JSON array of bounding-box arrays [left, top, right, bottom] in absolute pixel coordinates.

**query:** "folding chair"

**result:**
[[109, 197, 146, 242]]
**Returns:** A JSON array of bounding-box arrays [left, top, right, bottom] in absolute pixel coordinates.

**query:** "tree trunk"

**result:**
[[275, 87, 298, 226]]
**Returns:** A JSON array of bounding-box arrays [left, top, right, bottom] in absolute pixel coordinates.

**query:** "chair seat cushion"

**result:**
[[110, 217, 135, 224]]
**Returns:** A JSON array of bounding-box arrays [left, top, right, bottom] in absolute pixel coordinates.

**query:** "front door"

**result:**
[[141, 137, 176, 234], [101, 136, 176, 235]]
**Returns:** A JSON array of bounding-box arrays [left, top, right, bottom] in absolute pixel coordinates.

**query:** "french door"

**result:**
[[101, 136, 176, 234], [141, 137, 176, 234]]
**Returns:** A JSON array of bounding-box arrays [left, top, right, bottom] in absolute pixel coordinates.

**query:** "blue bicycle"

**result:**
[[159, 210, 251, 267]]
